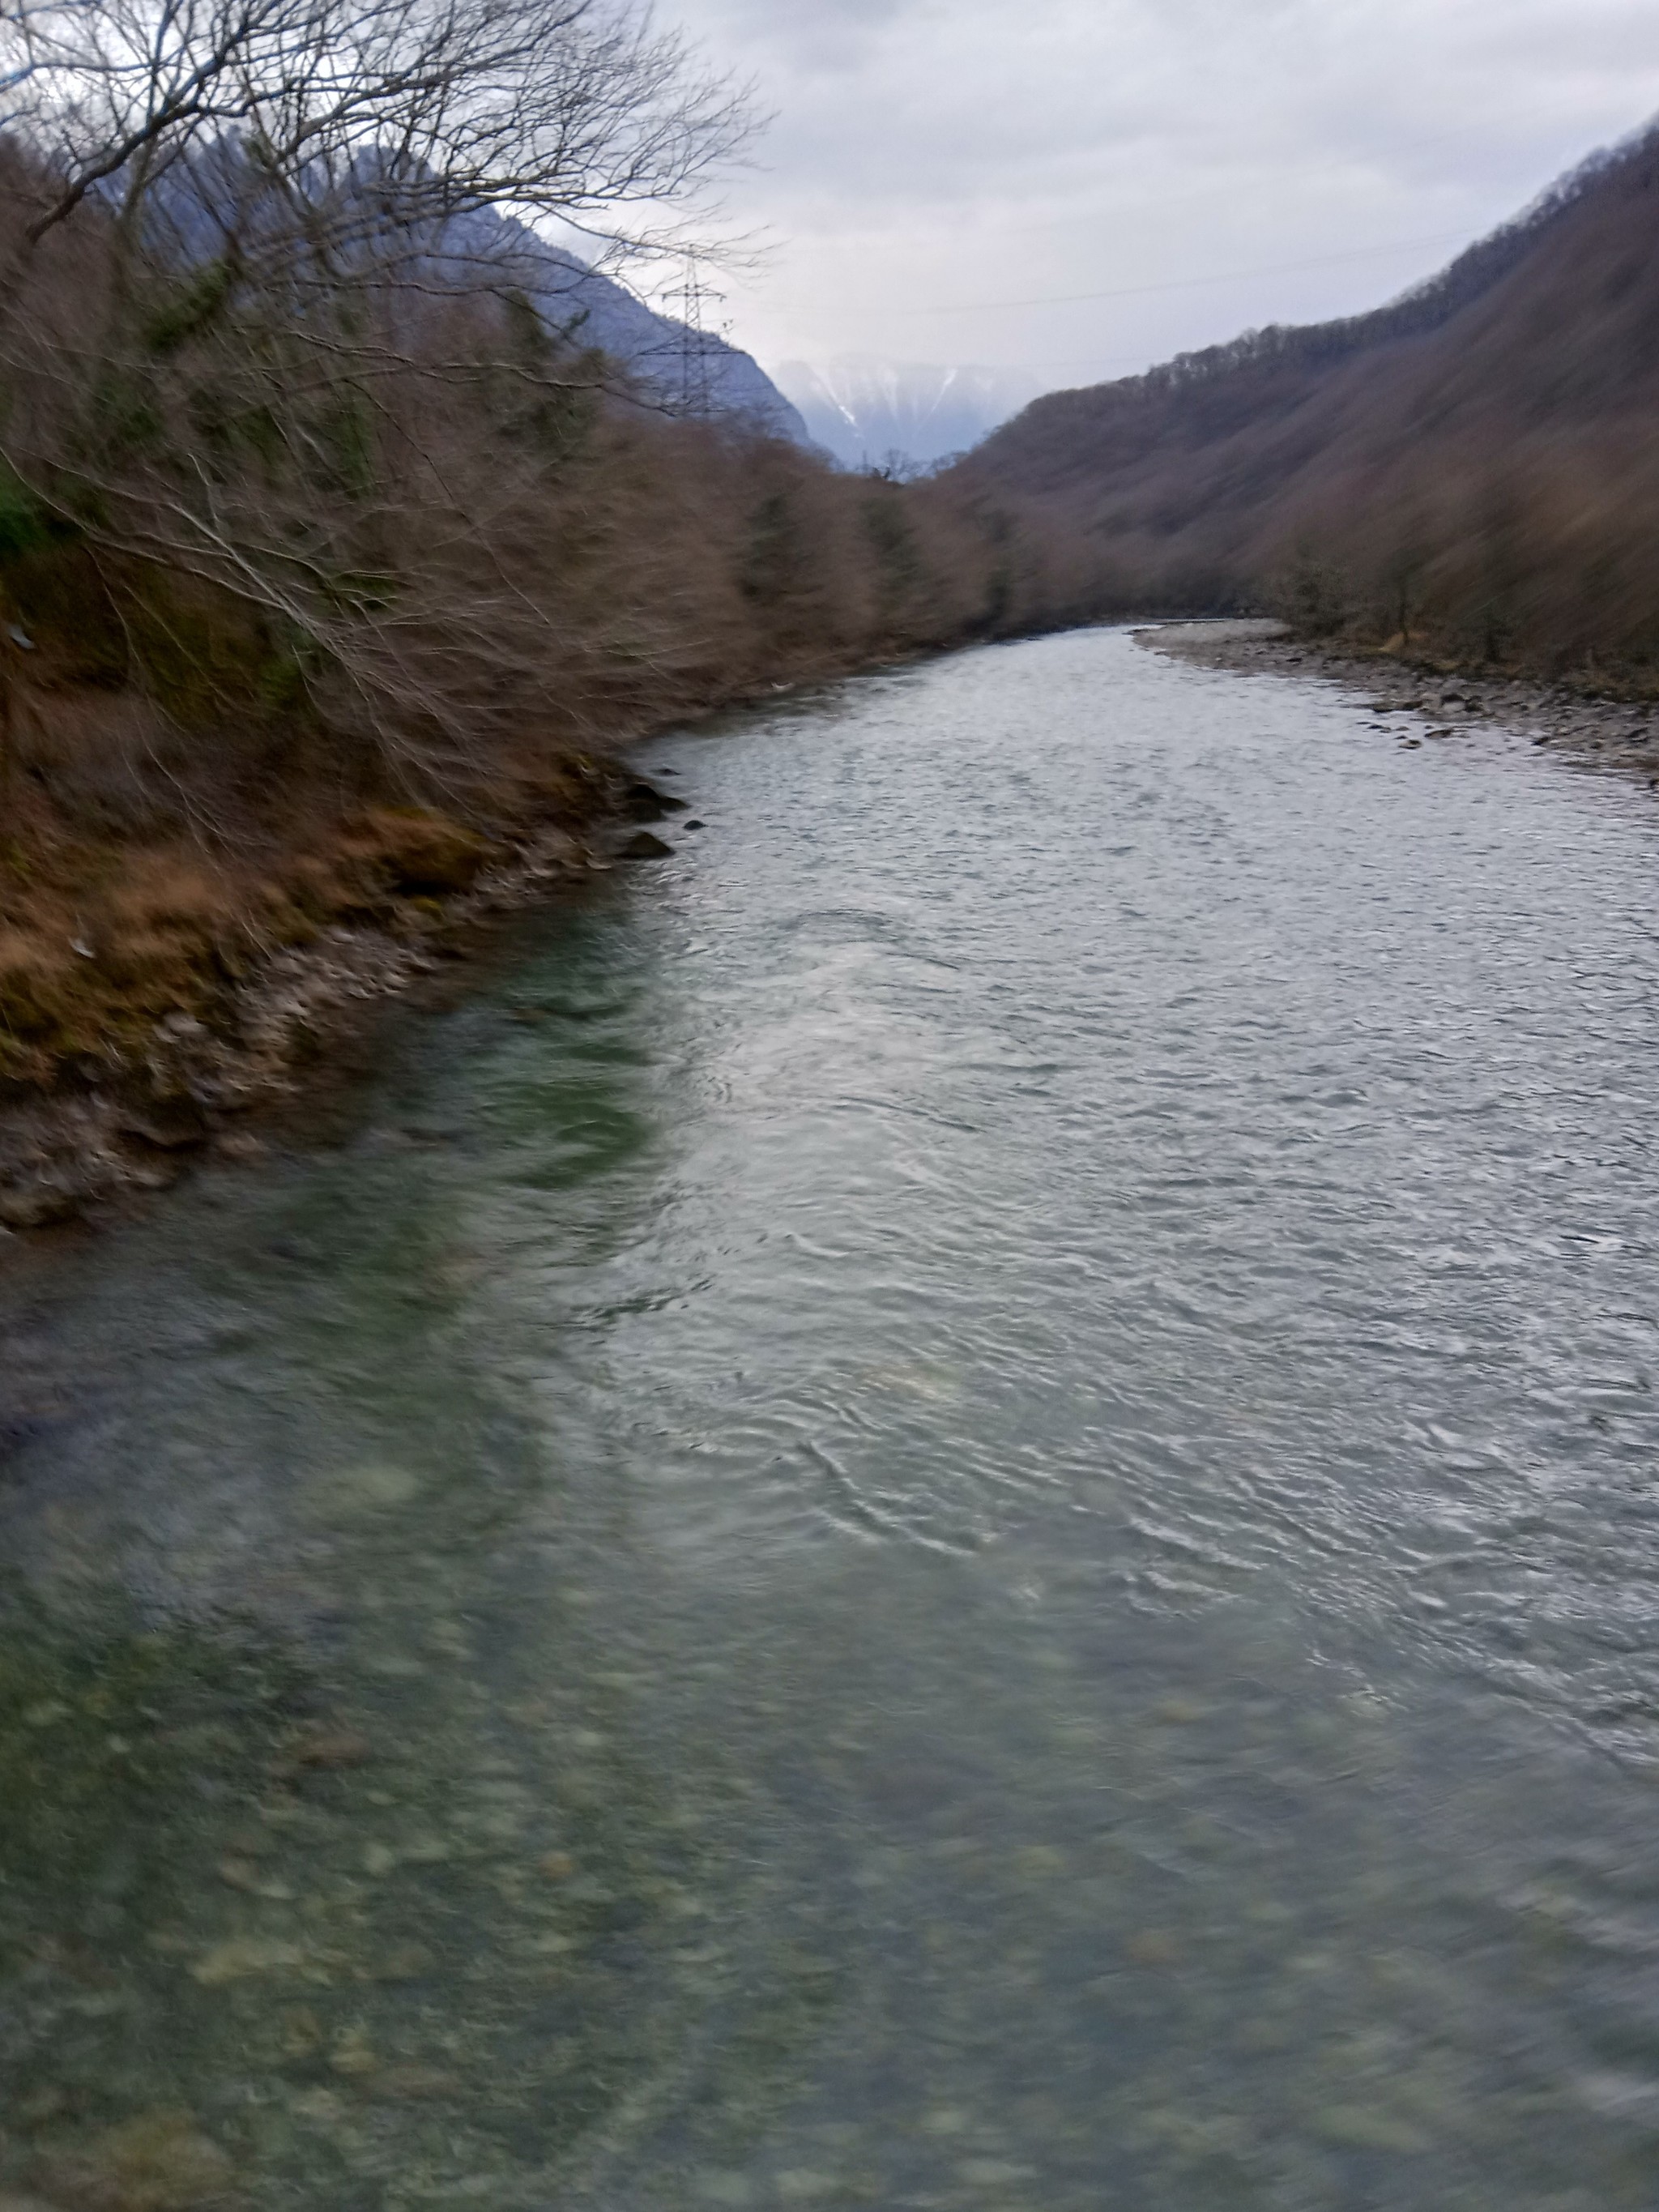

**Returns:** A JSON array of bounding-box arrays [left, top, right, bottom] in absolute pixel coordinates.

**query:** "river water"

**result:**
[[4, 628, 1659, 2210]]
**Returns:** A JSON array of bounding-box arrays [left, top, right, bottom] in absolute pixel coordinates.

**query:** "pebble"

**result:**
[[1152, 1697, 1206, 1724], [306, 1463, 420, 1517], [1015, 1844, 1067, 1877], [217, 1857, 292, 1899], [215, 1130, 269, 1162], [1311, 2104, 1430, 2154], [289, 2087, 345, 2124], [359, 1941, 434, 1982], [330, 2026, 378, 2077], [370, 2065, 460, 2100], [395, 1834, 451, 1864], [33, 2110, 234, 2208], [280, 1724, 373, 1772], [695, 2176, 756, 2206], [1125, 1930, 1179, 1967], [281, 2007, 322, 2056], [190, 1937, 306, 1985]]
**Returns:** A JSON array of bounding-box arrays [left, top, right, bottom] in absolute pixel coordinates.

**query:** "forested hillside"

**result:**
[[955, 123, 1659, 677], [0, 0, 1086, 1108]]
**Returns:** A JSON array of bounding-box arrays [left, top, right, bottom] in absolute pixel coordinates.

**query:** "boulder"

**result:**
[[121, 1095, 210, 1150], [621, 780, 689, 821]]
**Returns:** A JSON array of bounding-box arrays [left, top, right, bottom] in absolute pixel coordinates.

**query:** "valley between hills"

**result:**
[[2, 100, 1657, 1228]]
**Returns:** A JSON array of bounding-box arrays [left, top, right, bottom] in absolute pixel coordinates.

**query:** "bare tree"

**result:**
[[0, 0, 752, 258], [0, 0, 756, 788]]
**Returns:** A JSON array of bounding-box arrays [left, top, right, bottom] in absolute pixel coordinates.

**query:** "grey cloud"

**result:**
[[659, 0, 1659, 395]]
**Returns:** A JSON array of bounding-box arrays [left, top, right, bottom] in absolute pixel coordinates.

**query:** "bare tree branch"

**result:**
[[0, 0, 760, 785]]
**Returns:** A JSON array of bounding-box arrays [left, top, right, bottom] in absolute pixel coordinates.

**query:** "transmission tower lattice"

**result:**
[[663, 264, 728, 416]]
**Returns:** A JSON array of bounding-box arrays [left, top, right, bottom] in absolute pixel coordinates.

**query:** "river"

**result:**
[[4, 627, 1659, 2210]]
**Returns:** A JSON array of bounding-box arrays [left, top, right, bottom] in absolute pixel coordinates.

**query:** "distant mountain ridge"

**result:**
[[774, 357, 1039, 470], [519, 241, 812, 442], [135, 143, 812, 444], [953, 122, 1659, 672]]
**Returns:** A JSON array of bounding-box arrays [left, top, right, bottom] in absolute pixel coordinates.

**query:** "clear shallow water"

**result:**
[[5, 629, 1659, 2208]]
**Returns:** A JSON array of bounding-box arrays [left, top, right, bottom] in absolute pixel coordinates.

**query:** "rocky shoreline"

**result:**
[[14, 621, 1653, 1243], [1143, 619, 1659, 784], [0, 773, 687, 1239]]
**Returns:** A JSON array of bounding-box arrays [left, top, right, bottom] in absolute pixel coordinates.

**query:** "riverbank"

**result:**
[[1142, 620, 1659, 785], [0, 433, 1076, 1236], [2, 604, 1029, 1240], [18, 607, 1652, 1241], [0, 759, 693, 1233]]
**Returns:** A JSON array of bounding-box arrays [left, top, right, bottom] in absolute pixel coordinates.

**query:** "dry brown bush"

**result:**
[[0, 150, 1091, 1094], [0, 0, 1114, 1105]]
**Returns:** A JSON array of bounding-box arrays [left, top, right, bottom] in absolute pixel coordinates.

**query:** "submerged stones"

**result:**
[[190, 1937, 308, 1987], [301, 1463, 420, 1521], [327, 2025, 377, 2078], [28, 2111, 235, 2211]]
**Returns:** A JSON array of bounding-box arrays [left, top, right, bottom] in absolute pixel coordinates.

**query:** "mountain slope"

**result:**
[[954, 123, 1659, 673], [135, 146, 812, 444], [525, 246, 812, 442]]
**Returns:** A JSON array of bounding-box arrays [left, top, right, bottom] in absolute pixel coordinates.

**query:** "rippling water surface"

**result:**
[[6, 629, 1659, 2209]]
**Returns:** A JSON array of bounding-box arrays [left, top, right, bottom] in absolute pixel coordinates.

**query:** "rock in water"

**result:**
[[622, 779, 689, 820], [618, 831, 673, 860], [33, 2108, 235, 2207]]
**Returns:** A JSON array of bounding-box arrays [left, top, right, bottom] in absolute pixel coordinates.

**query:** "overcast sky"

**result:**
[[654, 0, 1659, 395]]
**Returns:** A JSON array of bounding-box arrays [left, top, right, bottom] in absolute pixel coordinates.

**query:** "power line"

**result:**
[[892, 230, 1472, 315]]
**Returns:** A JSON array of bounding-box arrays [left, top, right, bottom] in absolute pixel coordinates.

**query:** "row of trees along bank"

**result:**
[[0, 0, 1093, 1091]]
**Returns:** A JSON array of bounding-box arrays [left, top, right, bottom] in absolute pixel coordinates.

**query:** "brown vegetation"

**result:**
[[0, 0, 1102, 1145], [954, 122, 1659, 684], [0, 135, 1083, 1121], [0, 305, 1073, 1095]]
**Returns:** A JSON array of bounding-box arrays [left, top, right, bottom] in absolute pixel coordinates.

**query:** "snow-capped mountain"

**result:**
[[771, 357, 1042, 471]]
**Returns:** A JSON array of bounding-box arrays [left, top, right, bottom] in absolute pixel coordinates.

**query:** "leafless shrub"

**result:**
[[0, 0, 766, 792]]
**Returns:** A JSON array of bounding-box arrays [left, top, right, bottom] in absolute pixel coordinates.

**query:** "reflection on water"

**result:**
[[5, 630, 1659, 2207]]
